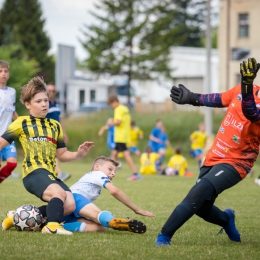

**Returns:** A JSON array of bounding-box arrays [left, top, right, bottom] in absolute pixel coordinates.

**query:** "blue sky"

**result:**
[[0, 0, 96, 60]]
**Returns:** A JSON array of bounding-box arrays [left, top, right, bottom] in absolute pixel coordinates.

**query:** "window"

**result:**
[[90, 90, 96, 102], [79, 90, 85, 105], [238, 13, 249, 38]]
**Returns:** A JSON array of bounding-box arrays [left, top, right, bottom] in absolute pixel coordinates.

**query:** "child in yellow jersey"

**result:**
[[161, 147, 189, 176], [119, 120, 143, 159], [0, 77, 94, 235], [189, 122, 208, 169], [140, 147, 160, 175]]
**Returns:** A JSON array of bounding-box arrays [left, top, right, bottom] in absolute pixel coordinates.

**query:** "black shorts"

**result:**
[[114, 142, 128, 152], [23, 168, 70, 201], [198, 163, 242, 194]]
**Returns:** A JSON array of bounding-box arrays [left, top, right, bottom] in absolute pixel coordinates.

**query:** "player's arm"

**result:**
[[170, 84, 224, 107], [105, 182, 155, 217], [57, 141, 94, 162], [240, 58, 260, 122], [149, 134, 161, 144], [12, 112, 19, 120], [98, 125, 108, 136]]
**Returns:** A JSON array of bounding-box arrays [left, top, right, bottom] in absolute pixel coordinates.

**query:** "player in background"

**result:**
[[46, 83, 71, 182], [156, 58, 260, 246], [0, 60, 18, 183], [139, 146, 160, 175], [189, 122, 208, 170], [161, 147, 190, 177], [107, 95, 141, 181], [1, 76, 94, 235], [98, 118, 116, 152], [148, 120, 172, 171], [157, 126, 173, 170]]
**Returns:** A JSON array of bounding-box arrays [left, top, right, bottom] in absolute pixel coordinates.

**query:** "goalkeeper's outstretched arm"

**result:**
[[170, 84, 224, 108]]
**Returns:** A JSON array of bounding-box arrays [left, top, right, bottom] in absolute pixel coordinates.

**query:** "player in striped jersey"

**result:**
[[0, 76, 94, 235]]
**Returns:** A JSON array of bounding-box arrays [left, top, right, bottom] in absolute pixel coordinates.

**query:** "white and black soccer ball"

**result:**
[[13, 204, 43, 231]]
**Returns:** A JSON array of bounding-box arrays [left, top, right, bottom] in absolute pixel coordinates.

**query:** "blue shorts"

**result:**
[[128, 146, 138, 153], [190, 148, 203, 158], [0, 142, 17, 161], [62, 193, 93, 223]]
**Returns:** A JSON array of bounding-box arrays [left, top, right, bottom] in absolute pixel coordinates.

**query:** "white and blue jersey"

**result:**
[[70, 171, 111, 202], [0, 86, 17, 160], [0, 86, 16, 136], [46, 100, 60, 122]]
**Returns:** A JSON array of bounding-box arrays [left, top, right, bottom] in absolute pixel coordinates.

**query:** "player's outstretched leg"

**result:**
[[41, 222, 73, 235], [109, 218, 146, 234], [2, 210, 15, 230], [155, 233, 171, 246], [218, 208, 241, 242]]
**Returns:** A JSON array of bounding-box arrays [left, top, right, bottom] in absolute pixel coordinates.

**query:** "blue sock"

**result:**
[[63, 222, 86, 232], [97, 211, 114, 228]]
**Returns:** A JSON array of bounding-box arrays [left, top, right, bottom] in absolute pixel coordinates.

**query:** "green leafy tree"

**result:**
[[80, 0, 207, 104], [80, 0, 172, 104], [0, 45, 40, 115], [0, 0, 54, 82]]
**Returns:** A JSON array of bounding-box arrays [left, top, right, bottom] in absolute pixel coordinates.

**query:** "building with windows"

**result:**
[[218, 0, 260, 92]]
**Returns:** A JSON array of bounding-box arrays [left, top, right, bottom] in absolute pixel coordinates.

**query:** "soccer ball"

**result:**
[[13, 204, 43, 231], [165, 167, 176, 176]]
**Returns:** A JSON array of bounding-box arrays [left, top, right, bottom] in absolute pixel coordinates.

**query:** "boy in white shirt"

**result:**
[[61, 156, 154, 233]]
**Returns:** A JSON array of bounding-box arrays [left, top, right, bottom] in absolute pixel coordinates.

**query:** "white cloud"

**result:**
[[0, 0, 97, 60]]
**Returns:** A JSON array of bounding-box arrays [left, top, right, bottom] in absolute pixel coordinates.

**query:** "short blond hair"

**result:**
[[0, 60, 10, 69], [91, 156, 119, 170], [20, 76, 48, 104]]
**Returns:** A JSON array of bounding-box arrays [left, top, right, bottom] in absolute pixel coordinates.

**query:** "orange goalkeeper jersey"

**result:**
[[204, 84, 260, 179]]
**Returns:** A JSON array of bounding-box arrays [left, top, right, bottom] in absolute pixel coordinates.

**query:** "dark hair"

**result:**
[[107, 95, 119, 105], [175, 147, 181, 154]]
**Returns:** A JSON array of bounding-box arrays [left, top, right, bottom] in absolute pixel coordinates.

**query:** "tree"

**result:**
[[80, 0, 207, 104], [0, 45, 40, 115], [0, 0, 54, 82]]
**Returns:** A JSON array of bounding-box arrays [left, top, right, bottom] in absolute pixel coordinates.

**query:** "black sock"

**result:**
[[37, 205, 47, 218], [46, 198, 64, 223]]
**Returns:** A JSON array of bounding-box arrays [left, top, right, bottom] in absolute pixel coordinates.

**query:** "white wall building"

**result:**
[[65, 46, 219, 113]]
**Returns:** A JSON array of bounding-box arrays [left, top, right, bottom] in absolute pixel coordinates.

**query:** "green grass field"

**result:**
[[0, 158, 260, 260]]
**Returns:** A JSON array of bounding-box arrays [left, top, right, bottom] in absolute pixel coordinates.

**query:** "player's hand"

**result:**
[[170, 84, 200, 106], [240, 57, 260, 94], [135, 208, 155, 218], [76, 141, 94, 159]]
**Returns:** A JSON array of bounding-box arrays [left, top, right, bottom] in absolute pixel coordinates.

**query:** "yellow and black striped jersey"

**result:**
[[1, 115, 66, 178]]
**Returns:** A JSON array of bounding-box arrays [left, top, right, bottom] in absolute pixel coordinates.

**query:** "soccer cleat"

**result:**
[[218, 209, 241, 242], [41, 222, 73, 235], [109, 218, 146, 234], [127, 173, 142, 181], [2, 210, 15, 230], [155, 233, 171, 246]]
